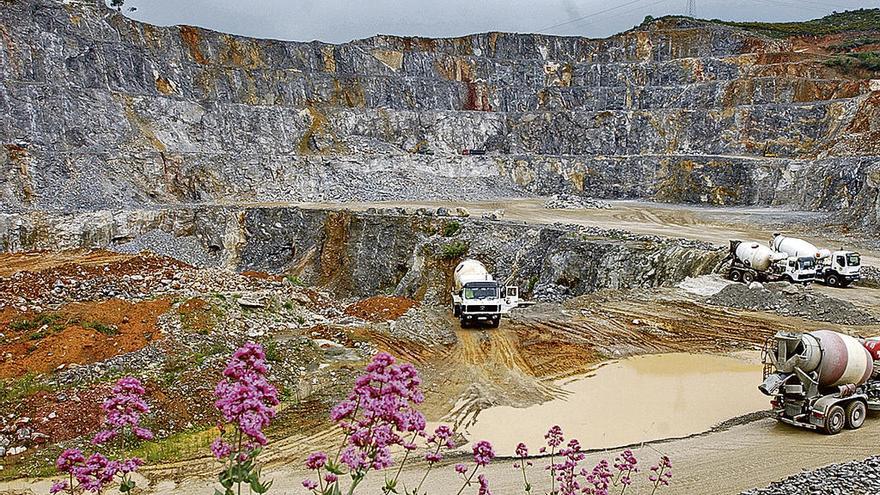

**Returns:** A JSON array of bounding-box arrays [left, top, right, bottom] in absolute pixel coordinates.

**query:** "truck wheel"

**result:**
[[460, 319, 469, 329], [742, 271, 755, 284], [822, 405, 846, 435], [730, 270, 742, 282], [845, 401, 867, 430], [453, 304, 461, 317], [826, 274, 841, 287], [489, 319, 500, 329]]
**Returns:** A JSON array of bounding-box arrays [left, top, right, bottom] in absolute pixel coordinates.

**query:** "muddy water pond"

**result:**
[[463, 352, 767, 455]]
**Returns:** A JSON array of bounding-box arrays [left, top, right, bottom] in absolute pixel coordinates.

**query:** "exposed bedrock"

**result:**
[[1, 0, 879, 228], [0, 207, 725, 300]]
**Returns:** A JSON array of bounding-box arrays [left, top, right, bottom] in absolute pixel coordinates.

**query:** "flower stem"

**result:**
[[390, 430, 419, 488], [455, 466, 479, 495], [520, 455, 530, 493], [415, 443, 443, 493]]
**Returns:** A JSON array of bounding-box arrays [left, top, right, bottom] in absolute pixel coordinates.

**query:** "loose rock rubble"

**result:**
[[543, 194, 611, 210], [706, 281, 878, 325], [742, 456, 880, 495]]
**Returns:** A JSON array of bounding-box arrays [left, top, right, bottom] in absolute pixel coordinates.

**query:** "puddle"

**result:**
[[462, 352, 767, 455]]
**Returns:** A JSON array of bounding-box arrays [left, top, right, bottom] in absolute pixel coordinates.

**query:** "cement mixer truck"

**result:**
[[726, 240, 816, 284], [451, 259, 519, 328], [771, 234, 861, 287], [760, 330, 880, 434]]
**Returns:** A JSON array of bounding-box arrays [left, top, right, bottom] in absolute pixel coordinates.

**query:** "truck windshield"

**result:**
[[798, 258, 815, 270], [847, 253, 861, 266], [463, 287, 497, 300]]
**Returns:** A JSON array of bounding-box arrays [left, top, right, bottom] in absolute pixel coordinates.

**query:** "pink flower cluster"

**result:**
[[92, 377, 153, 445], [327, 352, 426, 472], [52, 449, 142, 494], [214, 343, 279, 448], [649, 455, 673, 489], [515, 426, 671, 495]]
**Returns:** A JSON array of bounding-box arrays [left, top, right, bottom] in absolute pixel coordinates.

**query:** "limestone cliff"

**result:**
[[1, 0, 879, 228]]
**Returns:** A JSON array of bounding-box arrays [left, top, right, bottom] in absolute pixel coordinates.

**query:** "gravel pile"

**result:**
[[389, 305, 458, 346], [544, 194, 610, 210], [742, 456, 880, 495], [706, 282, 878, 325], [113, 230, 222, 268]]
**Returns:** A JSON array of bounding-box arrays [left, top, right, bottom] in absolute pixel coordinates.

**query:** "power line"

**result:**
[[540, 0, 650, 31]]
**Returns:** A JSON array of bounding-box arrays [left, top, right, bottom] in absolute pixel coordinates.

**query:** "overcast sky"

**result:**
[[118, 0, 878, 43]]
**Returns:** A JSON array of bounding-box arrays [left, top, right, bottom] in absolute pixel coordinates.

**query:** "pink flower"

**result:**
[[472, 440, 495, 466], [324, 473, 338, 483], [49, 481, 69, 494], [455, 463, 468, 474], [210, 438, 233, 460], [425, 452, 442, 463], [302, 479, 318, 490], [545, 425, 564, 448], [305, 452, 327, 470], [56, 449, 85, 473], [515, 442, 528, 458], [133, 426, 154, 441], [477, 474, 492, 495], [214, 343, 279, 447]]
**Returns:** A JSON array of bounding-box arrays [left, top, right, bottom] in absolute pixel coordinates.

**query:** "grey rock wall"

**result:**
[[0, 0, 878, 228]]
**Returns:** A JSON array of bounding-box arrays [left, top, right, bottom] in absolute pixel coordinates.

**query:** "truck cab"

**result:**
[[820, 251, 860, 287], [453, 281, 503, 328], [776, 256, 817, 283]]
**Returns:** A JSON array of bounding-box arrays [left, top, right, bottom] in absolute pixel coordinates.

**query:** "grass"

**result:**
[[710, 9, 880, 39], [285, 274, 306, 287], [443, 221, 462, 237], [0, 372, 52, 404], [439, 240, 469, 260], [128, 427, 218, 464]]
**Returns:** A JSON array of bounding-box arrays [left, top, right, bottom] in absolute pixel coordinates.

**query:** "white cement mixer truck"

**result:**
[[451, 259, 519, 328], [726, 240, 816, 284], [771, 234, 861, 287], [760, 330, 880, 434]]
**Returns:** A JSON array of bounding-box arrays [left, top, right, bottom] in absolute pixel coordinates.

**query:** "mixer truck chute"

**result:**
[[770, 234, 860, 287], [451, 259, 519, 328], [727, 240, 816, 284], [760, 330, 880, 434]]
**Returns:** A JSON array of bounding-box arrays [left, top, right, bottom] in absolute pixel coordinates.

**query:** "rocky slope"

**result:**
[[1, 1, 879, 228], [0, 205, 725, 300]]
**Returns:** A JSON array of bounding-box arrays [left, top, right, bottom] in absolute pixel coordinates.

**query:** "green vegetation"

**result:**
[[439, 240, 469, 259], [831, 37, 880, 51], [285, 274, 306, 287], [824, 51, 880, 72], [128, 427, 218, 464], [82, 321, 120, 336], [0, 373, 52, 404], [10, 314, 123, 339], [442, 221, 462, 237], [712, 9, 880, 39], [10, 313, 64, 334], [264, 341, 283, 363]]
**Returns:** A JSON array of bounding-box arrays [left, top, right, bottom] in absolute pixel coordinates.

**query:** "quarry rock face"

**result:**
[[0, 0, 878, 225]]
